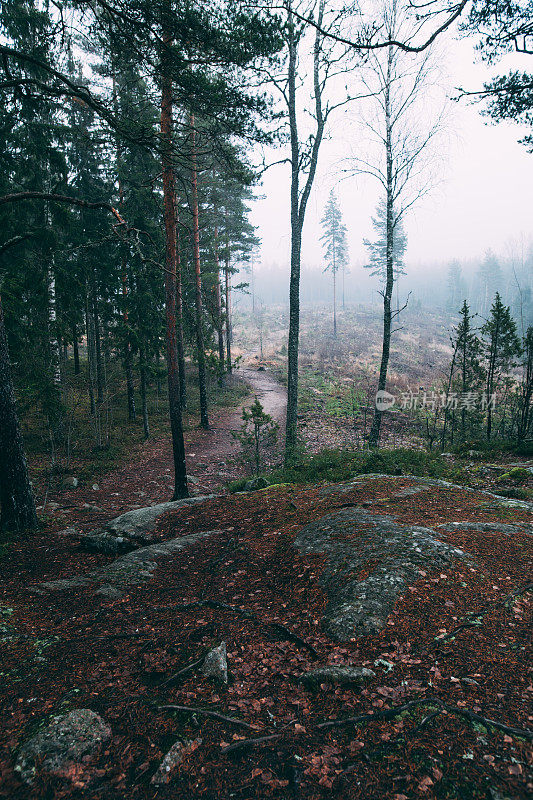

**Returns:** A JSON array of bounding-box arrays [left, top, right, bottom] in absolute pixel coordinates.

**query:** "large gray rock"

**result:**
[[438, 521, 533, 536], [201, 641, 228, 683], [15, 709, 111, 785], [79, 496, 214, 554], [33, 530, 218, 597], [295, 507, 471, 640], [299, 665, 375, 689]]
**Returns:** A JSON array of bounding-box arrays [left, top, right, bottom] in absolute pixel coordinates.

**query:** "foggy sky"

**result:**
[[250, 31, 533, 275]]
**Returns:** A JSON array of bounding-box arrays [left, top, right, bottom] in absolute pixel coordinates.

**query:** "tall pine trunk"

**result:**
[[91, 274, 104, 405], [212, 183, 225, 384], [190, 114, 209, 429], [333, 267, 337, 337], [121, 268, 136, 422], [139, 344, 150, 440], [224, 206, 232, 373], [72, 323, 80, 375], [174, 196, 187, 410], [0, 295, 37, 532], [160, 2, 188, 498], [85, 293, 96, 416]]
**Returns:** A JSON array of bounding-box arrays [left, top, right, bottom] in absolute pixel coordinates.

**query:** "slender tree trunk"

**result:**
[[333, 268, 337, 337], [160, 3, 188, 498], [139, 344, 150, 440], [486, 316, 500, 440], [85, 293, 96, 416], [369, 46, 394, 447], [72, 323, 80, 375], [91, 274, 104, 405], [284, 3, 326, 464], [174, 196, 187, 410], [212, 184, 225, 384], [224, 207, 232, 373], [121, 269, 136, 422], [190, 114, 209, 428], [0, 295, 37, 531]]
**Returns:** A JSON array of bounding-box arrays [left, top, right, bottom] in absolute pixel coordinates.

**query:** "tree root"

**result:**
[[158, 704, 259, 730]]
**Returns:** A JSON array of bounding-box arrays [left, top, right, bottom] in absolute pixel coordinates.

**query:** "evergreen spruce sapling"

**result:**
[[233, 397, 278, 476], [320, 189, 349, 336], [481, 293, 522, 439]]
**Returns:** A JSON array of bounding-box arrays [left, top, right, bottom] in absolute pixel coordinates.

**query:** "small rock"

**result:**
[[201, 642, 228, 683], [299, 665, 376, 689], [46, 502, 60, 512], [64, 476, 79, 488], [56, 527, 78, 538], [92, 484, 100, 491], [244, 476, 268, 492], [151, 738, 201, 785], [82, 503, 104, 513], [15, 709, 111, 785]]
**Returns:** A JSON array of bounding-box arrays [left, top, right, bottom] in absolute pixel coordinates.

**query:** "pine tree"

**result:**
[[452, 301, 484, 441], [364, 198, 407, 286], [320, 189, 348, 336], [481, 293, 522, 439]]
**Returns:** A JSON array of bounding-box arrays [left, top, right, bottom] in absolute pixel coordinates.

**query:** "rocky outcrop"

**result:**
[[33, 530, 218, 597], [295, 507, 471, 640], [78, 496, 214, 554]]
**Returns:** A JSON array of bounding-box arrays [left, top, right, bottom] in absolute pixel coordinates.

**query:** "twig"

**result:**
[[433, 581, 533, 646], [317, 697, 533, 741], [317, 698, 429, 730], [269, 622, 319, 659], [158, 705, 257, 730], [221, 719, 297, 755], [159, 655, 206, 688], [221, 731, 283, 755]]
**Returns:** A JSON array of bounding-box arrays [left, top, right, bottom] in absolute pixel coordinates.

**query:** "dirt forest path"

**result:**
[[45, 366, 287, 529]]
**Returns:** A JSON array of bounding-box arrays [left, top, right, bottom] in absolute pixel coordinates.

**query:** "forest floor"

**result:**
[[1, 369, 532, 800]]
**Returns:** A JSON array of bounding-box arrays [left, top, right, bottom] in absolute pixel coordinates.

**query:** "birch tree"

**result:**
[[351, 0, 443, 446], [265, 0, 354, 463]]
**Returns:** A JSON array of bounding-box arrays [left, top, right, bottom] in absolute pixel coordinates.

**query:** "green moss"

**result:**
[[228, 447, 452, 492]]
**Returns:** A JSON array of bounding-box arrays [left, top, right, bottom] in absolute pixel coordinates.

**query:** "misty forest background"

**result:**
[[1, 0, 532, 533]]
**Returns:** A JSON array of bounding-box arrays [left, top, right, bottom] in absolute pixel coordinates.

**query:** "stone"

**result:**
[[36, 531, 217, 595], [63, 476, 79, 488], [15, 709, 111, 785], [78, 496, 214, 554], [299, 665, 375, 689], [244, 476, 268, 492], [56, 527, 78, 538], [151, 738, 201, 785], [294, 507, 472, 640], [201, 641, 228, 683], [92, 484, 100, 491]]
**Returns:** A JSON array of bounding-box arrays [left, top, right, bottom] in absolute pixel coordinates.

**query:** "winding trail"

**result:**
[[45, 367, 286, 527]]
